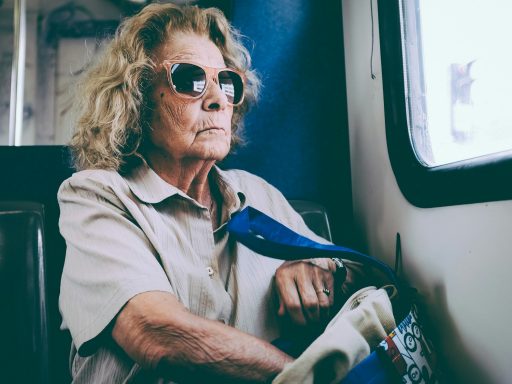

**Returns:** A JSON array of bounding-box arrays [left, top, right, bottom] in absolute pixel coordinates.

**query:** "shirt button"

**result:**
[[206, 267, 215, 277]]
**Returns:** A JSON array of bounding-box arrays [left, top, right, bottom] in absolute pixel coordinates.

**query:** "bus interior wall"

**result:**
[[343, 1, 512, 383]]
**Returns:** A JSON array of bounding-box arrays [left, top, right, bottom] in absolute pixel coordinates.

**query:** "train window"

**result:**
[[1, 0, 231, 146], [402, 0, 512, 166], [379, 0, 512, 206], [0, 1, 121, 146], [0, 2, 14, 145]]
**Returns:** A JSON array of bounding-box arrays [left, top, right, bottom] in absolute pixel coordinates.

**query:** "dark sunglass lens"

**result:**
[[170, 63, 206, 97], [218, 71, 244, 104]]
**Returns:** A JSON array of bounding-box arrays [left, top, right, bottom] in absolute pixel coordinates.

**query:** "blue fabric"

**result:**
[[340, 352, 397, 384], [226, 206, 399, 288]]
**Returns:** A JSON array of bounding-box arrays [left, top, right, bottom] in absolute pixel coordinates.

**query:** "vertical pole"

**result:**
[[8, 0, 27, 146]]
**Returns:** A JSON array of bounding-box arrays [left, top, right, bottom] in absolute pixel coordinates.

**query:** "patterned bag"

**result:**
[[341, 305, 438, 384]]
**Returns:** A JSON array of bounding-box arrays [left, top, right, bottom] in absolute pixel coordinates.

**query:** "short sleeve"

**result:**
[[58, 172, 173, 355]]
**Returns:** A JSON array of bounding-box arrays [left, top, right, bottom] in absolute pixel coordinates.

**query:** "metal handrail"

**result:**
[[8, 0, 27, 146]]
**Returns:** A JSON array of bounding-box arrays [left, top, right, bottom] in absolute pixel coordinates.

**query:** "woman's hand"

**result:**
[[274, 258, 382, 329], [274, 258, 337, 326]]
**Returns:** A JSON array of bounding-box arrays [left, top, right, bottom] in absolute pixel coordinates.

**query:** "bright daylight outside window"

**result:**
[[402, 0, 512, 166]]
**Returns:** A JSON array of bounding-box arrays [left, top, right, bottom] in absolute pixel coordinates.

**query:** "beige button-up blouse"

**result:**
[[58, 163, 326, 383]]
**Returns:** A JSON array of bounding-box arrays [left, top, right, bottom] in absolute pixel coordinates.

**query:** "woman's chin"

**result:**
[[197, 144, 231, 161]]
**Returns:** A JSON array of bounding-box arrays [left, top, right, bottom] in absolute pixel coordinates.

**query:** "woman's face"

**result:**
[[148, 33, 234, 164]]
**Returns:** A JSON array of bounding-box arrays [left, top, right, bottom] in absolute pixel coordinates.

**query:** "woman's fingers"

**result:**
[[295, 273, 320, 322], [275, 259, 335, 326], [276, 275, 306, 325], [312, 277, 333, 321]]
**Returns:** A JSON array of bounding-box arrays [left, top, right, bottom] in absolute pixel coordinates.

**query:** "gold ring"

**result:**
[[322, 288, 331, 296]]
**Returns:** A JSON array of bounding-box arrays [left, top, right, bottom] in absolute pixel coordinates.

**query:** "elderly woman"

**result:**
[[58, 3, 361, 383]]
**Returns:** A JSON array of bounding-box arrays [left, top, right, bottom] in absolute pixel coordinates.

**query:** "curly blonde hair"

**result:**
[[70, 3, 260, 171]]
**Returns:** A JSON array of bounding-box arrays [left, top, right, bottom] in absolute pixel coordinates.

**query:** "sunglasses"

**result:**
[[162, 60, 245, 106]]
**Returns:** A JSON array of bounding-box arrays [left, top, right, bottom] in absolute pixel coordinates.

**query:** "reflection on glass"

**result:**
[[0, 0, 123, 145], [30, 1, 120, 145], [2, 0, 224, 146], [404, 0, 512, 166], [0, 2, 14, 145]]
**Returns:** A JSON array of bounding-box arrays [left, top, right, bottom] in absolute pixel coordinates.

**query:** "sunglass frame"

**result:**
[[162, 60, 246, 106]]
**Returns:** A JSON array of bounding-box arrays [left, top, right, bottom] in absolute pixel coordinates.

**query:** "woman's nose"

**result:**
[[202, 80, 229, 111]]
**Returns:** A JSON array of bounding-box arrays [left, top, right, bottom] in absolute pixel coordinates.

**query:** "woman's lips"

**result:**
[[199, 127, 225, 134]]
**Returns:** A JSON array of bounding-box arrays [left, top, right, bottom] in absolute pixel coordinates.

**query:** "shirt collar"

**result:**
[[215, 166, 246, 215], [125, 162, 246, 210], [124, 162, 186, 204]]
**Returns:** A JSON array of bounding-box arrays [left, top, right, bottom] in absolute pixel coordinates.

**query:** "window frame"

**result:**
[[378, 0, 512, 208]]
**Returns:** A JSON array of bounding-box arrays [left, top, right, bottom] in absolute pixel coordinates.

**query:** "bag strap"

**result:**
[[226, 206, 411, 313]]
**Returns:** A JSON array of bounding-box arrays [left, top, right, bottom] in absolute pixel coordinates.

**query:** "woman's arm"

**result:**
[[112, 291, 294, 383]]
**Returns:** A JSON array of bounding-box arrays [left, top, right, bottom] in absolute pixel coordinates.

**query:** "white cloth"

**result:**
[[273, 286, 396, 384]]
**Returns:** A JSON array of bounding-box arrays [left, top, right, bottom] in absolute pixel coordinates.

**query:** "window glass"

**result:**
[[2, 0, 229, 146], [0, 0, 123, 145], [0, 1, 14, 145], [25, 0, 120, 145], [402, 0, 512, 166]]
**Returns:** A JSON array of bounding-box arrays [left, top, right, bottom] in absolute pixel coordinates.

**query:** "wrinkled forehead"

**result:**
[[153, 32, 226, 68]]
